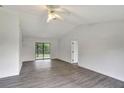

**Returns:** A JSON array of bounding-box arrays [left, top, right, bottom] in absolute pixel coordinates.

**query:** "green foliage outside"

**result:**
[[35, 43, 50, 59]]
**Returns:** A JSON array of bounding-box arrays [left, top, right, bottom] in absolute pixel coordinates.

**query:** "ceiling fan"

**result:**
[[45, 5, 70, 22], [0, 5, 70, 23]]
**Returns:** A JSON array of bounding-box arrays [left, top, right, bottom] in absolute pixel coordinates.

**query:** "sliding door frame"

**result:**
[[35, 42, 51, 60]]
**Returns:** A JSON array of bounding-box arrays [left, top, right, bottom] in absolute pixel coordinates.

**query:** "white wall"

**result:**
[[22, 37, 58, 62], [58, 21, 124, 81], [19, 22, 23, 72], [0, 8, 21, 78]]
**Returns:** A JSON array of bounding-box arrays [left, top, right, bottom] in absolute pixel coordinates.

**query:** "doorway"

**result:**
[[35, 42, 51, 60]]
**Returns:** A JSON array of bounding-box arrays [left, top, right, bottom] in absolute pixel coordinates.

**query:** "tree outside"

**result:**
[[35, 43, 50, 59]]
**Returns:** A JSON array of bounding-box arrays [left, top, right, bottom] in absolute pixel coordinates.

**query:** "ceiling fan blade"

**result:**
[[54, 14, 63, 20], [47, 17, 51, 23], [45, 5, 70, 14], [54, 8, 71, 15], [47, 13, 63, 22], [41, 5, 53, 13], [46, 5, 60, 10]]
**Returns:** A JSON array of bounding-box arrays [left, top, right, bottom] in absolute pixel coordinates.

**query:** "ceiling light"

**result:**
[[46, 5, 67, 23], [47, 11, 57, 22]]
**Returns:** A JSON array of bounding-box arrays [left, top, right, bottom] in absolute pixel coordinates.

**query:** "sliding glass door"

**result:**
[[35, 42, 50, 60]]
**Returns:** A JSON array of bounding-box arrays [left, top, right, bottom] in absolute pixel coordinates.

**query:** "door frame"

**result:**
[[71, 41, 78, 63]]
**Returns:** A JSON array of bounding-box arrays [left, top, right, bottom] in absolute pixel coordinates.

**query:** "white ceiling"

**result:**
[[3, 5, 124, 38]]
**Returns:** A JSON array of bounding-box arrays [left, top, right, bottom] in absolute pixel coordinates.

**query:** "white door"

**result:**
[[71, 41, 78, 63]]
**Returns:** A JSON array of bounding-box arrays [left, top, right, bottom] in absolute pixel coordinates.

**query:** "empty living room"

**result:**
[[0, 0, 124, 91]]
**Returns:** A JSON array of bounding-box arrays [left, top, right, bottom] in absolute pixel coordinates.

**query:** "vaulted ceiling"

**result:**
[[3, 5, 124, 38]]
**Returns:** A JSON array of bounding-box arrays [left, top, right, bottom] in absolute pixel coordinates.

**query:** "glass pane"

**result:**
[[35, 43, 44, 59], [44, 43, 50, 59]]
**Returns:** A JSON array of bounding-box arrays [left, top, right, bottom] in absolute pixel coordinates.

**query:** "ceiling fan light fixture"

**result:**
[[46, 5, 64, 23], [47, 12, 57, 22]]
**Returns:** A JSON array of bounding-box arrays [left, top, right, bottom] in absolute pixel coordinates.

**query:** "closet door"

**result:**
[[71, 41, 78, 63]]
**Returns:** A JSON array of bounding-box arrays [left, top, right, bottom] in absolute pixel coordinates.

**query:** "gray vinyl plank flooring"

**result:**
[[0, 59, 124, 88]]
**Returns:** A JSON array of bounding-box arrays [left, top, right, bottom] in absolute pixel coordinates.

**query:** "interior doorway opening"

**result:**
[[35, 42, 51, 60]]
